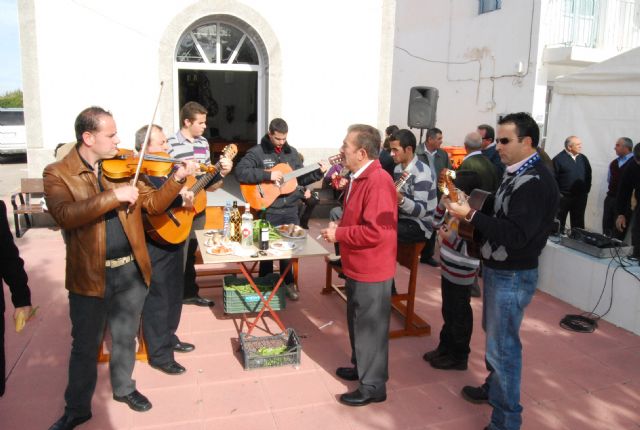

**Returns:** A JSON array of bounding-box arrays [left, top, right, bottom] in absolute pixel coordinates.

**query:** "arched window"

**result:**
[[174, 17, 267, 145]]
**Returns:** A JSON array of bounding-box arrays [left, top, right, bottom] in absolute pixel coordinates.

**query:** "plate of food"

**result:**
[[206, 244, 234, 256], [276, 224, 307, 239], [270, 240, 298, 251]]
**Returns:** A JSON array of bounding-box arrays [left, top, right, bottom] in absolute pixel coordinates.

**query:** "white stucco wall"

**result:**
[[20, 0, 395, 176], [390, 0, 542, 146]]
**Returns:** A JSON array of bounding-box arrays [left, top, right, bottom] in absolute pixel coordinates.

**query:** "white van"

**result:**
[[0, 108, 26, 155]]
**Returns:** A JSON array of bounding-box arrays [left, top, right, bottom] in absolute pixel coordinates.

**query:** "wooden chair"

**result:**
[[10, 178, 48, 238], [323, 241, 431, 338]]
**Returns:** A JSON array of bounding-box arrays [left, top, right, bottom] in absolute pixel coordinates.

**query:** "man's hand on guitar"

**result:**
[[270, 170, 284, 183], [174, 161, 199, 181], [219, 157, 233, 177], [318, 160, 329, 173], [180, 188, 195, 208], [442, 193, 472, 220], [397, 192, 405, 206]]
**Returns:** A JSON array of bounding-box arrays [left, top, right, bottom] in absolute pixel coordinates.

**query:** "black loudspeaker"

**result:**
[[407, 86, 438, 129]]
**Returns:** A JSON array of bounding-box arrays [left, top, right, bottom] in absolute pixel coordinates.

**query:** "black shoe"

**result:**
[[420, 257, 439, 267], [422, 348, 446, 362], [339, 389, 386, 406], [335, 366, 359, 381], [150, 360, 186, 375], [461, 385, 489, 404], [470, 282, 481, 298], [182, 296, 214, 307], [174, 341, 195, 353], [48, 413, 92, 430], [113, 390, 152, 412], [430, 355, 467, 370]]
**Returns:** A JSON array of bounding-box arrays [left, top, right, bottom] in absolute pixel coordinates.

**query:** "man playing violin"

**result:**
[[134, 124, 201, 376], [235, 117, 328, 300], [168, 101, 232, 307], [44, 107, 198, 430]]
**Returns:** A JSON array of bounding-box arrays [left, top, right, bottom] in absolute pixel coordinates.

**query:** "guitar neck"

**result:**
[[282, 164, 321, 183], [190, 162, 221, 194]]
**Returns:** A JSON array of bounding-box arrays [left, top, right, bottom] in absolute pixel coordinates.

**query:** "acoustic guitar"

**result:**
[[145, 144, 238, 245], [438, 168, 493, 258], [240, 154, 343, 210]]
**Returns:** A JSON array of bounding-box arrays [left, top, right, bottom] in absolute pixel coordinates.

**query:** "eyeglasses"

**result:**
[[496, 136, 526, 145]]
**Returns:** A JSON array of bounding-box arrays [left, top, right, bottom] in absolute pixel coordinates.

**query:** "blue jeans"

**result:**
[[482, 267, 537, 430]]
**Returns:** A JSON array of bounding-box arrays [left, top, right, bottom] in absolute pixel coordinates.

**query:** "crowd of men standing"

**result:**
[[4, 99, 635, 430]]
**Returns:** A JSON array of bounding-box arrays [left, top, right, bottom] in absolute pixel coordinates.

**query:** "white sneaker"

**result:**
[[285, 283, 299, 301]]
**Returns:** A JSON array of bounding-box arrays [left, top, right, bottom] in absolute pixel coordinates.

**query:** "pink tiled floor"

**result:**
[[3, 221, 640, 429]]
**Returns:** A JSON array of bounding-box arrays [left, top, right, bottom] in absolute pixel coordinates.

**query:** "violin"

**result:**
[[101, 148, 217, 179]]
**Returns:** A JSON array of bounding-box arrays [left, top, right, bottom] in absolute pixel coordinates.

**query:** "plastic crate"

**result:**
[[223, 274, 286, 314], [239, 328, 301, 370]]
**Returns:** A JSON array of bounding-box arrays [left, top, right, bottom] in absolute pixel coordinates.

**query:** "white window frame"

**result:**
[[173, 20, 267, 140]]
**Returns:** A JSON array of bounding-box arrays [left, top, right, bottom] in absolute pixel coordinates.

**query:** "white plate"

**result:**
[[206, 245, 234, 256], [275, 224, 307, 239], [270, 240, 297, 251]]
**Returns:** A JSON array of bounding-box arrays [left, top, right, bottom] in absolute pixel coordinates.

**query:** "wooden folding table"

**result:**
[[196, 231, 329, 335]]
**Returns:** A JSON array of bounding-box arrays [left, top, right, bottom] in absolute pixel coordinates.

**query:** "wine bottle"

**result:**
[[259, 209, 270, 250]]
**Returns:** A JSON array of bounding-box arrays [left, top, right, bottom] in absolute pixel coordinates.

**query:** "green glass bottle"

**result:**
[[259, 209, 270, 250]]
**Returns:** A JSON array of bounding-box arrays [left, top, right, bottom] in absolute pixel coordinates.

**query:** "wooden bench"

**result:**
[[10, 178, 49, 238], [323, 241, 431, 338]]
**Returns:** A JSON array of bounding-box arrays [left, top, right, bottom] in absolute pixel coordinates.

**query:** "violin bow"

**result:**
[[131, 81, 164, 189]]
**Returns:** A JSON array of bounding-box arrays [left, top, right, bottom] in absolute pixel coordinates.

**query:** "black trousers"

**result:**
[[557, 192, 588, 233], [0, 312, 4, 397], [64, 262, 148, 418], [346, 277, 392, 397], [183, 212, 205, 299], [259, 209, 298, 285], [602, 195, 627, 240], [437, 277, 473, 362], [142, 241, 184, 365]]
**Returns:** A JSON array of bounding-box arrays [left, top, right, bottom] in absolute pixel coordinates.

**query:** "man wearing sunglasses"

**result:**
[[443, 112, 559, 430]]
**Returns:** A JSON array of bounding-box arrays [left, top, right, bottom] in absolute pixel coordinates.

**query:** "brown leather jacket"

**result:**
[[43, 148, 183, 298]]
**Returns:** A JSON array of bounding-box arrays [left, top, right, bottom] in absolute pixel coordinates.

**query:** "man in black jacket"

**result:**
[[415, 127, 451, 266], [616, 143, 640, 257], [0, 200, 33, 397], [478, 124, 505, 178], [235, 118, 328, 300], [552, 135, 592, 233], [444, 112, 559, 430], [604, 137, 633, 239]]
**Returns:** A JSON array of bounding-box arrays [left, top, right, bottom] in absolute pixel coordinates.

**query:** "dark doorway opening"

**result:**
[[178, 69, 258, 156]]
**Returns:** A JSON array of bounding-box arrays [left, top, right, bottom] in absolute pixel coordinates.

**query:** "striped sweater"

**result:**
[[433, 204, 480, 286], [394, 156, 437, 238]]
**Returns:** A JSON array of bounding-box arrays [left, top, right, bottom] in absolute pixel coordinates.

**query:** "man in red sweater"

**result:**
[[321, 124, 398, 406]]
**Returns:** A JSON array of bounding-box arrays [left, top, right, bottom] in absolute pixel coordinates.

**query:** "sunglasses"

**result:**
[[496, 136, 526, 145]]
